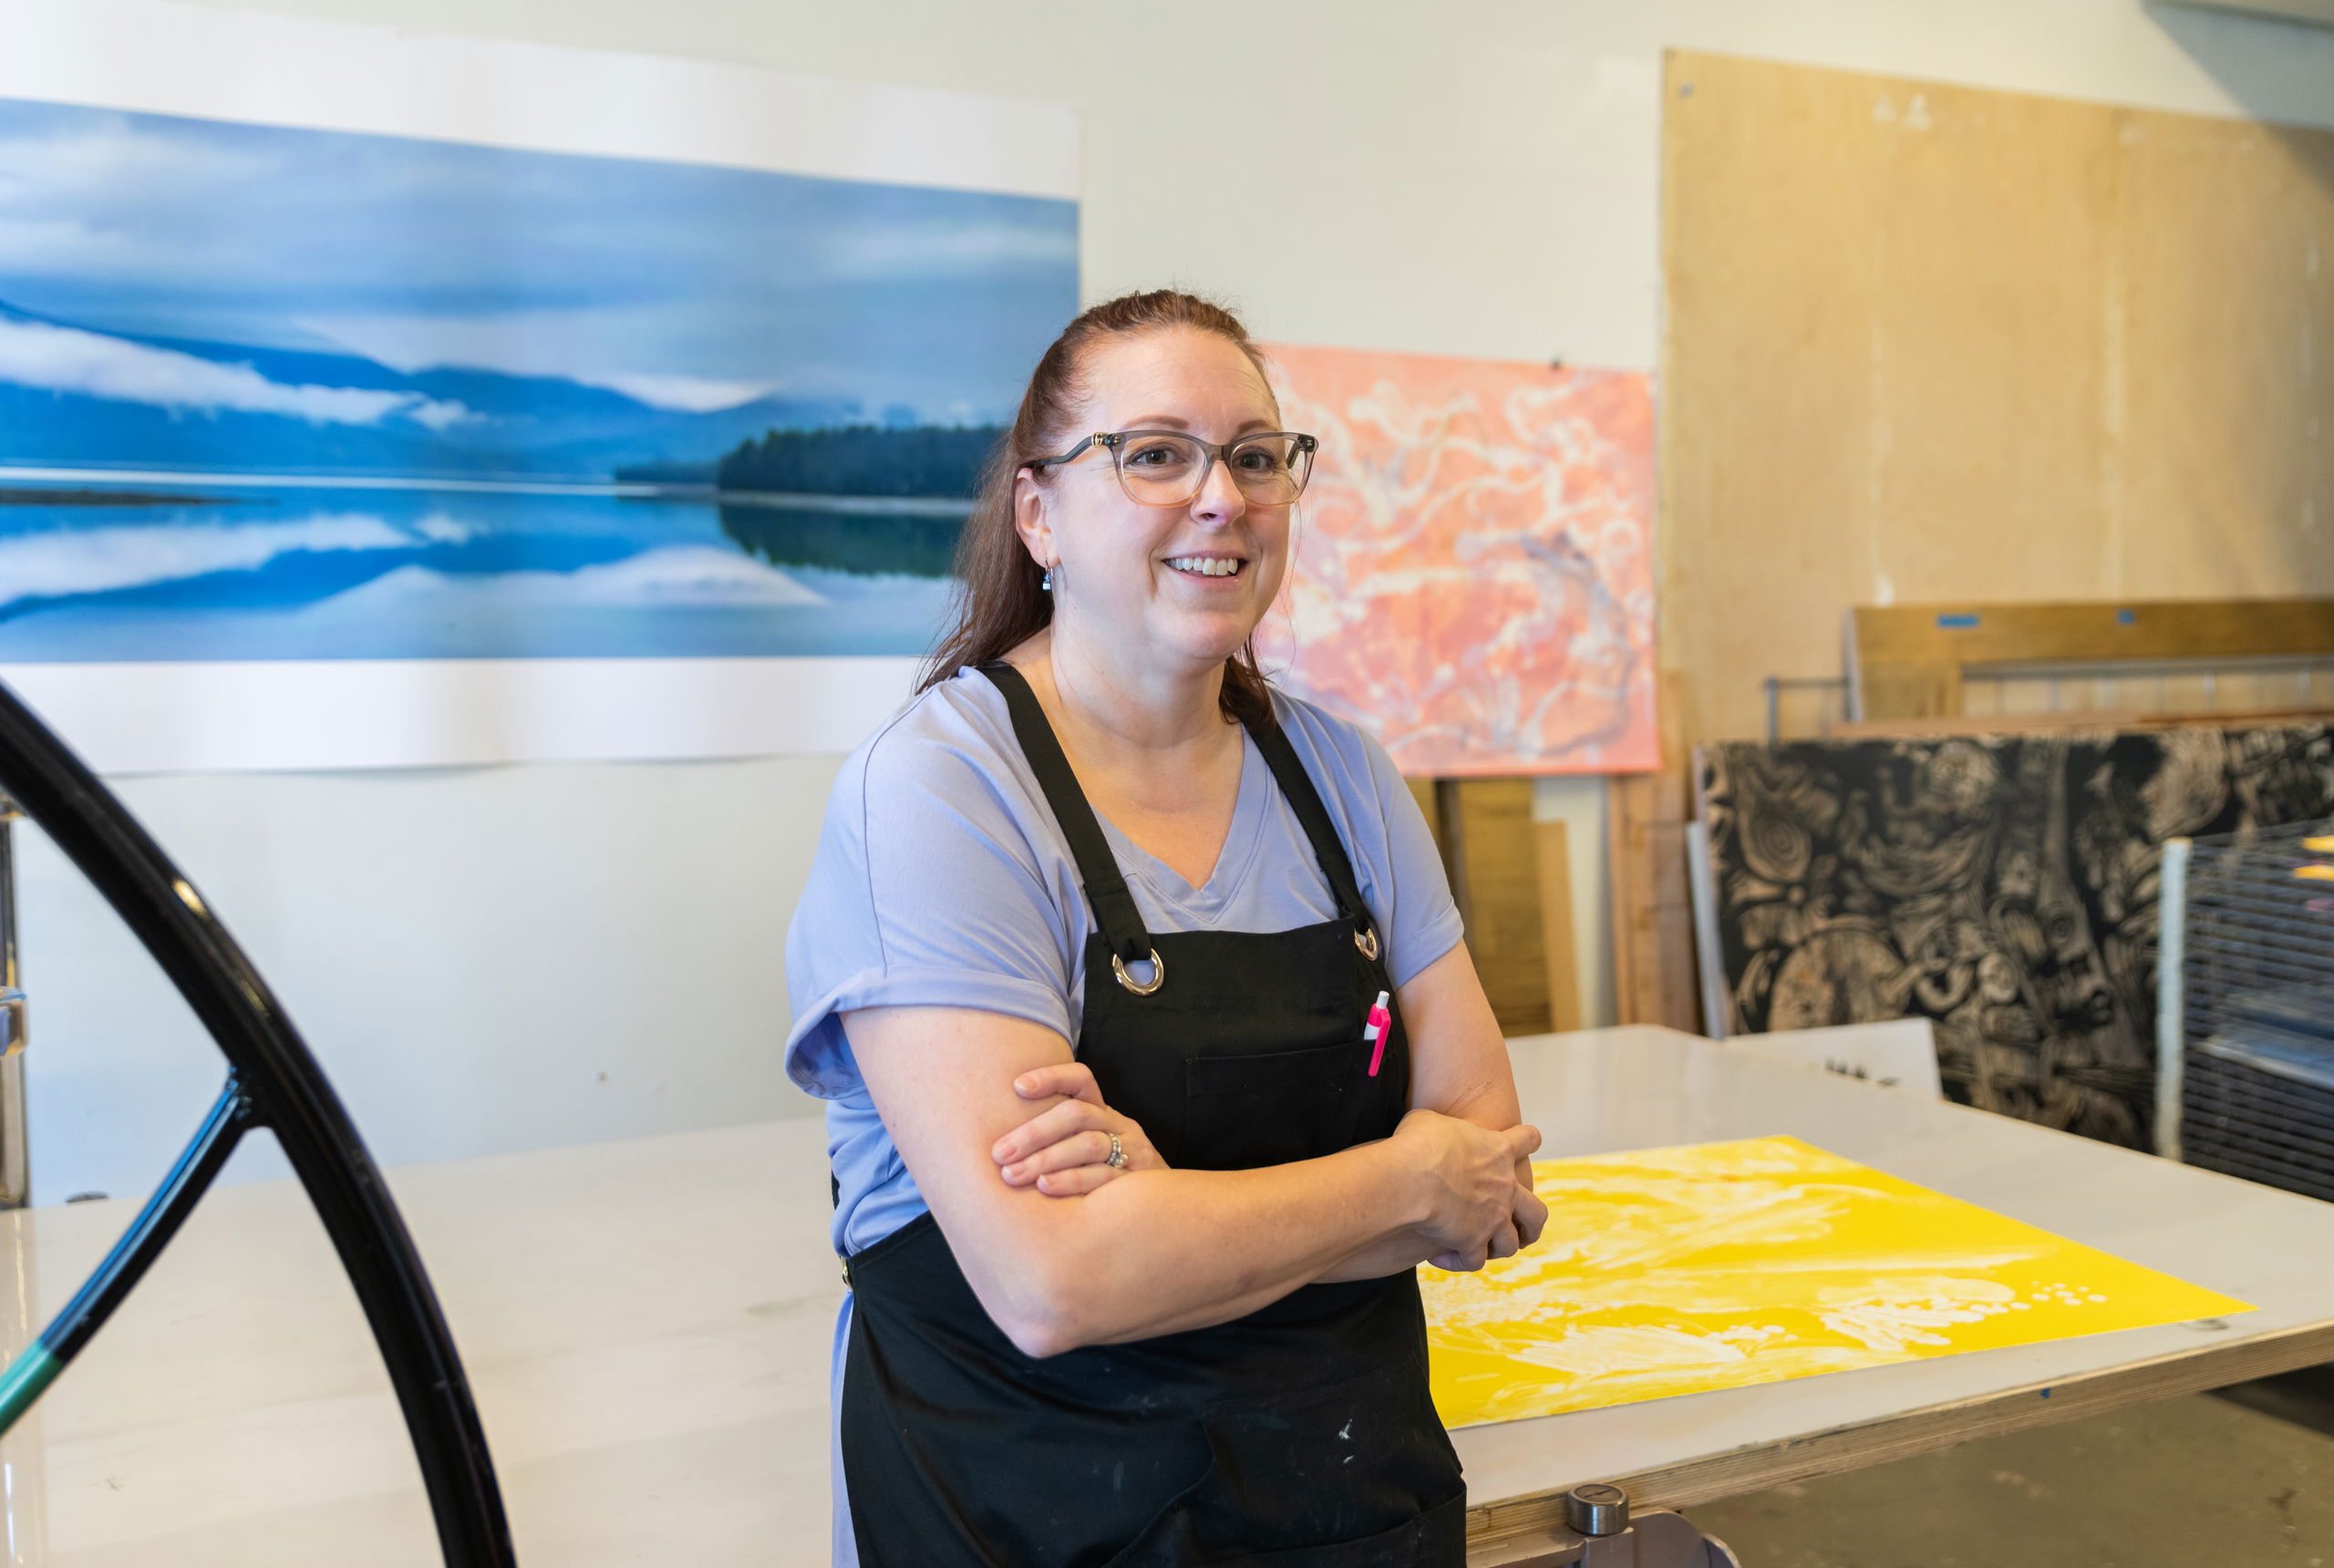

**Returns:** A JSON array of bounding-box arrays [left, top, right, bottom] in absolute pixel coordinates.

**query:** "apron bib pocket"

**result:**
[[1182, 1041, 1364, 1170]]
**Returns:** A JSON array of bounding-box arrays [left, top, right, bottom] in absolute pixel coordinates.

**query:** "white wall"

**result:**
[[17, 754, 842, 1193], [19, 0, 2334, 1199]]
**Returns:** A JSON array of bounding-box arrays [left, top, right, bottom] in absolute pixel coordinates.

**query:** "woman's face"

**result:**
[[1018, 326, 1291, 678]]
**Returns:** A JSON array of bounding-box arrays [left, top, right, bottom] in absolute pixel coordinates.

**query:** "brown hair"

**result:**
[[918, 288, 1279, 728]]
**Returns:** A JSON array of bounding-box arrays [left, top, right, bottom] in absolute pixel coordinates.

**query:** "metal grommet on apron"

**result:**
[[1110, 947, 1164, 995], [836, 663, 1465, 1567]]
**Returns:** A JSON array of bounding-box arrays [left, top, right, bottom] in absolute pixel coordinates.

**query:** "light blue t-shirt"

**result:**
[[780, 665, 1462, 1562]]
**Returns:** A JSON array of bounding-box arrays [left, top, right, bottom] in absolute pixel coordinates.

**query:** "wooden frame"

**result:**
[[1848, 599, 2334, 722]]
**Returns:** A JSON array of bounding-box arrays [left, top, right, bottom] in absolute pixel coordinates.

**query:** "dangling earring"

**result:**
[[1040, 565, 1055, 593]]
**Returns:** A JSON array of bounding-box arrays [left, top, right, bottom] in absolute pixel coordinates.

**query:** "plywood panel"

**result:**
[[1606, 673, 1701, 1031], [1661, 52, 2334, 748], [1412, 779, 1586, 1037], [1856, 599, 2334, 671], [1851, 598, 2334, 718], [2121, 115, 2334, 594], [1442, 779, 1553, 1037], [1534, 820, 1581, 1035], [1607, 774, 1700, 1032]]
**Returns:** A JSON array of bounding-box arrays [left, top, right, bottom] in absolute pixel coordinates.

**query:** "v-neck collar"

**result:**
[[1093, 727, 1273, 919]]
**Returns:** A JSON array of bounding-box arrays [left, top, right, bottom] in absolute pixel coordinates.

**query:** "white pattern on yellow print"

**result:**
[[1812, 1276, 2019, 1354], [1421, 1136, 2254, 1429]]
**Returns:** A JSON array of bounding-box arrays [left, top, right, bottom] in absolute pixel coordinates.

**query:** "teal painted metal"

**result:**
[[0, 1343, 58, 1437]]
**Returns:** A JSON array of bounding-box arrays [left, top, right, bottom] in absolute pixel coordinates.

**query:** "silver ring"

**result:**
[[1110, 948, 1165, 995], [1104, 1131, 1127, 1170]]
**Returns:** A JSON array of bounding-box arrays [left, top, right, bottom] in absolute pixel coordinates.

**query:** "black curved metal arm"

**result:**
[[0, 679, 514, 1567], [0, 1078, 253, 1429]]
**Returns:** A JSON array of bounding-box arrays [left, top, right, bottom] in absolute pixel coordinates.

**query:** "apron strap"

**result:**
[[1244, 706, 1380, 952], [976, 662, 1158, 970]]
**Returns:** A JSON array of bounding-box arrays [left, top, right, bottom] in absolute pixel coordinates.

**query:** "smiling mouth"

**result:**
[[1165, 555, 1247, 579]]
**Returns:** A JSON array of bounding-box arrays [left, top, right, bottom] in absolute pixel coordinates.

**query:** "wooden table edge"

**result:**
[[1461, 1314, 2334, 1557]]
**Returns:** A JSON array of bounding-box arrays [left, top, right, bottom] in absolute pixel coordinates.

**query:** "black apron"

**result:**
[[839, 663, 1465, 1567]]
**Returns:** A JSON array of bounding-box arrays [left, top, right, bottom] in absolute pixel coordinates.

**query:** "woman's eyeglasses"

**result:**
[[1027, 429, 1317, 508]]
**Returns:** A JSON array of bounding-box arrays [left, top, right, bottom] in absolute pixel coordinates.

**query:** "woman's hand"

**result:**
[[1392, 1109, 1543, 1272], [990, 1062, 1166, 1196], [1510, 1159, 1550, 1252], [1430, 1167, 1549, 1272]]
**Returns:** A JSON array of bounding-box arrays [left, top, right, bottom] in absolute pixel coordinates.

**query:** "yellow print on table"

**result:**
[[1423, 1136, 2253, 1429]]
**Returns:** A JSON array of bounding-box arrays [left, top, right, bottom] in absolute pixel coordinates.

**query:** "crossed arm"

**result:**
[[843, 939, 1545, 1358]]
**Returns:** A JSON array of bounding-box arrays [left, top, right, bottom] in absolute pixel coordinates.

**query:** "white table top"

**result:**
[[0, 1025, 2328, 1565], [1461, 1026, 2334, 1556]]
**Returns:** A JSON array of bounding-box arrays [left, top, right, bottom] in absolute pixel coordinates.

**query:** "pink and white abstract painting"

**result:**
[[1258, 344, 1658, 776]]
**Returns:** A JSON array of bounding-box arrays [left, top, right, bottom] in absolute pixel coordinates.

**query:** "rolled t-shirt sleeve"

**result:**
[[1353, 732, 1465, 990], [783, 718, 1079, 1099], [1273, 696, 1465, 992]]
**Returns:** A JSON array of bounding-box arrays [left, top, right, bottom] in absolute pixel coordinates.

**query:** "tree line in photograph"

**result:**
[[711, 424, 1007, 499]]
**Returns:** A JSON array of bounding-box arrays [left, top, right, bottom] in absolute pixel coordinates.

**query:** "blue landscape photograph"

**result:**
[[0, 96, 1078, 661]]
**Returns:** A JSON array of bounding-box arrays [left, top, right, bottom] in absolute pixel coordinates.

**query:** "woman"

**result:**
[[785, 290, 1546, 1566]]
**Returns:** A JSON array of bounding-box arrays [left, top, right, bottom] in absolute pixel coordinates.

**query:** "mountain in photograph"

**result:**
[[0, 296, 859, 482]]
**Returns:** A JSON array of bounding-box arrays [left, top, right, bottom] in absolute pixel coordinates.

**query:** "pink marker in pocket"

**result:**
[[1363, 991, 1392, 1077]]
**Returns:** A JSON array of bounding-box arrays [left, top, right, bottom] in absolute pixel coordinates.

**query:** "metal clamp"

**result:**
[[1566, 1483, 1629, 1536], [1477, 1492, 1742, 1568], [1354, 926, 1379, 961]]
